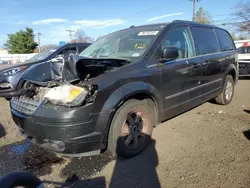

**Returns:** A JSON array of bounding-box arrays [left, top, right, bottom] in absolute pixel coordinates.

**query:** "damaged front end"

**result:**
[[11, 55, 130, 115]]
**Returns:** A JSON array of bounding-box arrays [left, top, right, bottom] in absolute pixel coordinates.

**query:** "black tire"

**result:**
[[142, 98, 158, 127], [108, 99, 155, 158], [215, 75, 234, 105]]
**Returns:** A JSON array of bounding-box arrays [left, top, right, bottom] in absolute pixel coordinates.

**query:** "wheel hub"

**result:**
[[225, 80, 233, 101], [132, 125, 138, 133], [121, 112, 147, 148]]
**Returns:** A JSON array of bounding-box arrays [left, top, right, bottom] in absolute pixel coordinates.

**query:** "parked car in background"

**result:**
[[238, 44, 250, 76], [10, 20, 238, 158], [0, 42, 90, 99]]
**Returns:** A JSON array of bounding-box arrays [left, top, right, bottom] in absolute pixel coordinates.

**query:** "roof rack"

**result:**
[[172, 20, 193, 23]]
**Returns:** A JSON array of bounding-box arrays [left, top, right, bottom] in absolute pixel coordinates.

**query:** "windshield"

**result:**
[[26, 47, 59, 63], [79, 25, 164, 59], [238, 46, 250, 54]]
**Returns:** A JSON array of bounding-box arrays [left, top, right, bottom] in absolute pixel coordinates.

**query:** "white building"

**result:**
[[0, 49, 8, 55]]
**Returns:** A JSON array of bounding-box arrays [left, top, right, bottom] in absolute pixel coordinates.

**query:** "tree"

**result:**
[[71, 29, 95, 43], [194, 7, 213, 24], [234, 2, 250, 33], [4, 28, 38, 54], [189, 0, 201, 21]]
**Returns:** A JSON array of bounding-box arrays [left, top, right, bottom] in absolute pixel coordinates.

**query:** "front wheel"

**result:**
[[108, 99, 155, 158], [215, 75, 234, 105]]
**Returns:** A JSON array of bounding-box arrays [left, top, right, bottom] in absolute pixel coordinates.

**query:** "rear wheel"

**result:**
[[108, 99, 155, 158], [215, 75, 234, 105]]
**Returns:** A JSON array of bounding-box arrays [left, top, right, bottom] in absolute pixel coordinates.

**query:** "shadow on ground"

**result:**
[[243, 130, 250, 141], [239, 76, 250, 80], [243, 109, 250, 114], [243, 109, 250, 140], [58, 151, 114, 187], [59, 138, 160, 188], [0, 139, 64, 177], [0, 135, 160, 188], [0, 124, 6, 139], [109, 138, 160, 188], [60, 151, 115, 180]]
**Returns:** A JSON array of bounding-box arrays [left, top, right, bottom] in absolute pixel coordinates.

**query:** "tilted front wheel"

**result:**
[[215, 75, 234, 105], [108, 99, 155, 158]]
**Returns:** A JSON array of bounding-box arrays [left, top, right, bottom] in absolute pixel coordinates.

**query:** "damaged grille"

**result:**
[[11, 96, 42, 115]]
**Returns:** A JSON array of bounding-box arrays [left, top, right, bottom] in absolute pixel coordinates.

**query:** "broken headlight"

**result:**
[[44, 84, 89, 106]]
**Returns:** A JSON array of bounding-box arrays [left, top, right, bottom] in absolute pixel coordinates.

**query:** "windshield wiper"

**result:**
[[95, 56, 131, 62]]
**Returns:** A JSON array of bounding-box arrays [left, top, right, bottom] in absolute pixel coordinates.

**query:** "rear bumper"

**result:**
[[10, 102, 107, 157]]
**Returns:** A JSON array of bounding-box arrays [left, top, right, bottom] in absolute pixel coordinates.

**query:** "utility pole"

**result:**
[[192, 0, 196, 21], [66, 30, 75, 41], [37, 32, 41, 53]]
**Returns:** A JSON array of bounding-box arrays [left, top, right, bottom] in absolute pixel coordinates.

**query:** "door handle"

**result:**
[[192, 63, 201, 68]]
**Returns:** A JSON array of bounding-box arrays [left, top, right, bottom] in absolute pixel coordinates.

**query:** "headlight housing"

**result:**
[[0, 66, 27, 76], [44, 85, 89, 106]]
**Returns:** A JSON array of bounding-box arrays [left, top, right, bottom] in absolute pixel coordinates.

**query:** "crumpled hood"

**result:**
[[21, 60, 64, 85], [22, 54, 130, 85], [21, 55, 100, 84]]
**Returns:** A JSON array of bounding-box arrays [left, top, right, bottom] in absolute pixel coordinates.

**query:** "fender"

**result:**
[[92, 81, 163, 114], [92, 81, 163, 145], [224, 63, 238, 84]]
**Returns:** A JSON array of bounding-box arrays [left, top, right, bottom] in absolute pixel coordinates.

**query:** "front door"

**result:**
[[157, 26, 202, 116]]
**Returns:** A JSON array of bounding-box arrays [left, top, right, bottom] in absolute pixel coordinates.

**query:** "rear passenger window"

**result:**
[[215, 29, 235, 51], [191, 27, 219, 55]]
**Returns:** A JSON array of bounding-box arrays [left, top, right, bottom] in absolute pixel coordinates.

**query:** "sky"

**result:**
[[0, 0, 243, 47]]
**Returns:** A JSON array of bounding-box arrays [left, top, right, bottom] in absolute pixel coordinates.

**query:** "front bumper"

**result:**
[[239, 61, 250, 76], [11, 101, 104, 156], [0, 89, 24, 98]]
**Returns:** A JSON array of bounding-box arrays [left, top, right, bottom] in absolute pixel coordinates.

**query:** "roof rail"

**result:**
[[172, 20, 185, 23]]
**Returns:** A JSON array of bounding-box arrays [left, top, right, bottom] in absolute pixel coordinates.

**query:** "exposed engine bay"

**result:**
[[12, 55, 131, 110]]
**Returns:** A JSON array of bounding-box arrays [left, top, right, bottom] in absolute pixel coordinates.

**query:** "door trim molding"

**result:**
[[165, 78, 222, 100], [165, 86, 221, 111]]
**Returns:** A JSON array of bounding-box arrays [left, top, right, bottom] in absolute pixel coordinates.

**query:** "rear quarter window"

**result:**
[[191, 27, 219, 55], [215, 28, 235, 51]]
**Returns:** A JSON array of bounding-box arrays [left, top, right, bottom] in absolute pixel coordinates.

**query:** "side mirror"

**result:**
[[161, 47, 179, 62], [50, 54, 64, 62], [55, 54, 64, 59]]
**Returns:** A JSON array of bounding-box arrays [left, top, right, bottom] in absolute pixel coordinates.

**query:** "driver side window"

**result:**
[[161, 27, 195, 60], [58, 47, 77, 56]]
